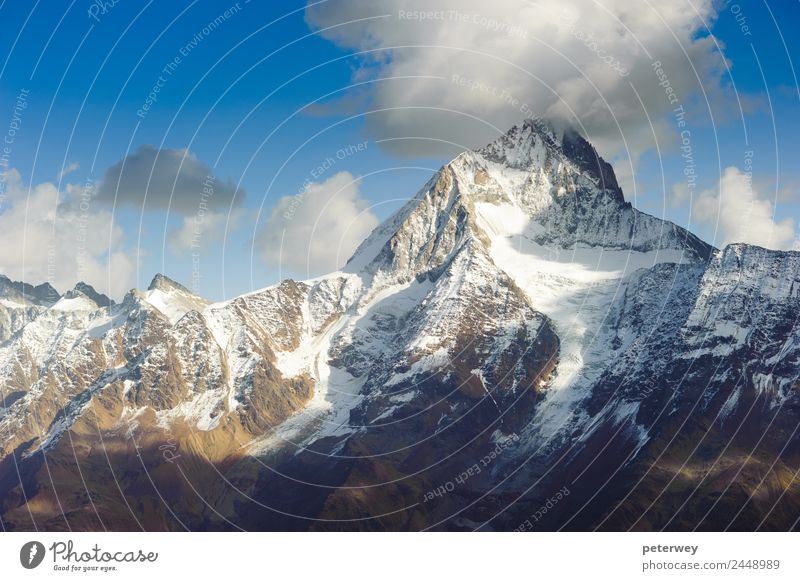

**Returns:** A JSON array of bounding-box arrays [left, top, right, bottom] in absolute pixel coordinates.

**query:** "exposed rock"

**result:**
[[1, 120, 798, 531]]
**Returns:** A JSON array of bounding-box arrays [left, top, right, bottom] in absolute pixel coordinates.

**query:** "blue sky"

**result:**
[[0, 0, 798, 300]]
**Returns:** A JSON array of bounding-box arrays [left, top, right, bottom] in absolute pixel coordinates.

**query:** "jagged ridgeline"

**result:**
[[1, 119, 798, 531]]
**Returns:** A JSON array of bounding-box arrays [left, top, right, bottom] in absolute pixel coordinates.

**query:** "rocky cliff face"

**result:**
[[1, 119, 798, 531], [0, 275, 61, 343]]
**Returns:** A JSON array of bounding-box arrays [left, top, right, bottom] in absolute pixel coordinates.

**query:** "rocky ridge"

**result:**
[[1, 119, 798, 531]]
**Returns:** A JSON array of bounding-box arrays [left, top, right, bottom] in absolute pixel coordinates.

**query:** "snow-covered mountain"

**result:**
[[1, 119, 798, 531]]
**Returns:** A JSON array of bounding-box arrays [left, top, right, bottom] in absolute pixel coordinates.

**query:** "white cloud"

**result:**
[[0, 169, 135, 298], [258, 171, 379, 276], [168, 209, 241, 256], [305, 0, 734, 162], [94, 146, 246, 255], [690, 166, 797, 250], [58, 162, 80, 179]]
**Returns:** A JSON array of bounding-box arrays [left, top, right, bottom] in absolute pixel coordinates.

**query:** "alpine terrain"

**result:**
[[1, 119, 799, 531]]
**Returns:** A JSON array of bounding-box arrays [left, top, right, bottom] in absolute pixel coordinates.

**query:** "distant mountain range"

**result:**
[[1, 119, 798, 531]]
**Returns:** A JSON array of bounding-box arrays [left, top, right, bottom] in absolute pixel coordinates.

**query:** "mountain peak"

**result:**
[[147, 273, 193, 294], [346, 116, 712, 279], [0, 274, 61, 306], [62, 282, 114, 308], [476, 117, 624, 203]]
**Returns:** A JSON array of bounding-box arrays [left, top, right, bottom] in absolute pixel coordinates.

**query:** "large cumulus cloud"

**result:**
[[305, 0, 738, 167]]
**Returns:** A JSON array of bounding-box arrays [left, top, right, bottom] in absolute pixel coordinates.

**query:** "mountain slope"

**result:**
[[1, 119, 797, 531]]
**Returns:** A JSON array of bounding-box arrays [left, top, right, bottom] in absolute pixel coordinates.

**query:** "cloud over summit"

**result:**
[[305, 0, 737, 163]]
